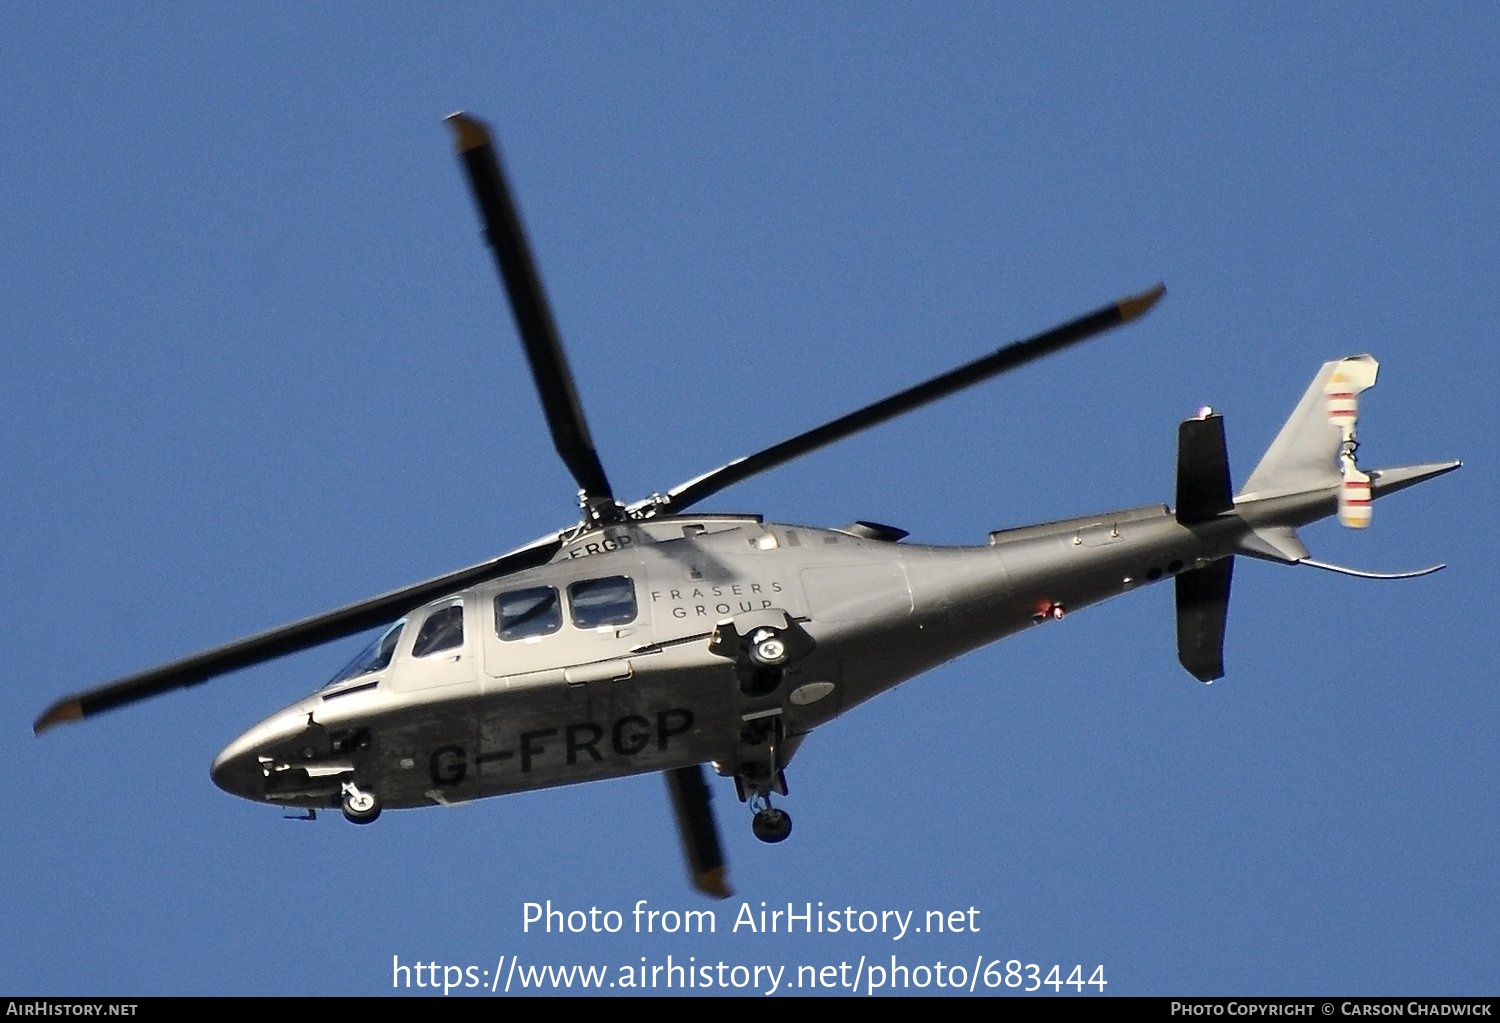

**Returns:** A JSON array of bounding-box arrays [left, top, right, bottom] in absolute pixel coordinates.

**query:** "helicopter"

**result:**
[[34, 112, 1459, 900]]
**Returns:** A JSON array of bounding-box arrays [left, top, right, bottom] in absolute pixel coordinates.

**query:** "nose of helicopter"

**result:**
[[210, 710, 307, 802], [210, 732, 261, 801]]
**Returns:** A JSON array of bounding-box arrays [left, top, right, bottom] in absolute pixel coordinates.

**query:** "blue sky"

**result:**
[[3, 4, 1495, 997]]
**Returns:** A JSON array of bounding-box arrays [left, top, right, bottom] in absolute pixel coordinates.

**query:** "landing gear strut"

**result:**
[[341, 781, 381, 825], [712, 610, 812, 847], [735, 716, 793, 844]]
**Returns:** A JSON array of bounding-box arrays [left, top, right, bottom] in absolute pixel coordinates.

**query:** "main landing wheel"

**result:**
[[752, 807, 793, 844], [341, 786, 381, 825]]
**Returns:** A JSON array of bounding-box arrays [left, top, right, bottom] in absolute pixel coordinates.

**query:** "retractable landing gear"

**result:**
[[712, 610, 812, 846], [340, 781, 381, 825], [734, 715, 793, 844]]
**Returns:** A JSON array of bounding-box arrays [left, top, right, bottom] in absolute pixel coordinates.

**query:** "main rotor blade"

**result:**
[[658, 284, 1165, 514], [34, 536, 563, 734], [446, 112, 614, 506], [665, 765, 732, 899]]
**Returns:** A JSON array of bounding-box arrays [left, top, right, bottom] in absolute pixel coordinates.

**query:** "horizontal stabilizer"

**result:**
[[1370, 461, 1462, 498]]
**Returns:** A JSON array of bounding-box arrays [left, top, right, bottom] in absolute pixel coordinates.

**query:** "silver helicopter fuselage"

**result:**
[[211, 447, 1446, 815], [210, 510, 1172, 812]]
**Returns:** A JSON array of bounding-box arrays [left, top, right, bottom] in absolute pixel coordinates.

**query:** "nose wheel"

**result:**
[[340, 782, 381, 825]]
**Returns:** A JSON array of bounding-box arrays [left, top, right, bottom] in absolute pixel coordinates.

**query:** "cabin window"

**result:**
[[569, 576, 638, 629], [495, 586, 562, 641], [412, 603, 464, 657]]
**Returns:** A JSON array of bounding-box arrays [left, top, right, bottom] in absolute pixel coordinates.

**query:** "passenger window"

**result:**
[[412, 603, 464, 657], [496, 586, 562, 641], [569, 576, 637, 629]]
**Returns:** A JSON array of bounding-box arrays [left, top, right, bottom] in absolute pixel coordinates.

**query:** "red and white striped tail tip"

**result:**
[[1339, 467, 1373, 528]]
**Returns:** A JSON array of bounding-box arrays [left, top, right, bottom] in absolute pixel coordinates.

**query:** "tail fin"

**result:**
[[1176, 412, 1233, 524], [1237, 355, 1377, 503], [1177, 558, 1232, 683], [1173, 411, 1236, 682], [1170, 354, 1456, 684]]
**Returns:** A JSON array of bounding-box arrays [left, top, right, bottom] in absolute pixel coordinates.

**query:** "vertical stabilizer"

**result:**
[[1177, 558, 1233, 683], [1174, 411, 1234, 681], [1238, 355, 1377, 501], [1176, 412, 1233, 523]]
